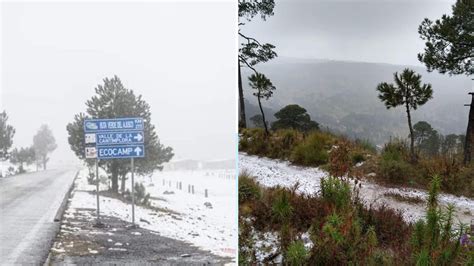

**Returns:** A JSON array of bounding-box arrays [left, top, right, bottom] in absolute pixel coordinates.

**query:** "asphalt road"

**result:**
[[0, 169, 77, 265]]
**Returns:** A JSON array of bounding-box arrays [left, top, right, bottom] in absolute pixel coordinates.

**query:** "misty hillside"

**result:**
[[243, 58, 472, 145]]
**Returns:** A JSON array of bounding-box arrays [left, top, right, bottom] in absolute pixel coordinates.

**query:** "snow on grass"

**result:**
[[240, 153, 474, 224], [69, 166, 237, 259]]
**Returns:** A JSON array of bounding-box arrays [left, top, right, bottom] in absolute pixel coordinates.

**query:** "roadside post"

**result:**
[[84, 117, 145, 227], [95, 159, 100, 225]]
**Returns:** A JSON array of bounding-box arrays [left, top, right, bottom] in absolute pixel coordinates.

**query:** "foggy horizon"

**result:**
[[241, 0, 458, 67], [1, 1, 237, 166]]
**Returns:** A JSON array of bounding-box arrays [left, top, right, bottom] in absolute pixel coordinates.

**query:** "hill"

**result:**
[[242, 58, 472, 145]]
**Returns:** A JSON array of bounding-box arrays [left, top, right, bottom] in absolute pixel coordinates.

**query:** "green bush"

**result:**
[[320, 177, 351, 210], [378, 159, 414, 183], [239, 128, 269, 155], [286, 240, 308, 265], [377, 140, 415, 183], [291, 132, 333, 166], [268, 129, 302, 159], [124, 182, 150, 206], [456, 166, 474, 197], [382, 141, 408, 161], [272, 189, 293, 222], [239, 171, 261, 204]]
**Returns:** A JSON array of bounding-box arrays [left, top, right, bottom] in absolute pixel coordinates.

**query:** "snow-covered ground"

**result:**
[[240, 153, 474, 225], [69, 167, 237, 259], [0, 161, 36, 177]]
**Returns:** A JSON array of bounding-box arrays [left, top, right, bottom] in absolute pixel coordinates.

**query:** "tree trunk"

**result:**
[[464, 93, 474, 165], [111, 163, 119, 193], [42, 156, 47, 170], [406, 102, 416, 162], [257, 92, 269, 135], [238, 62, 247, 128]]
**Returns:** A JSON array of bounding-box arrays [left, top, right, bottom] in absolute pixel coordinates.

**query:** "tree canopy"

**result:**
[[377, 69, 433, 161], [238, 0, 277, 128], [10, 147, 35, 173], [33, 124, 57, 170], [0, 111, 15, 161], [271, 104, 319, 132], [418, 0, 473, 76], [66, 76, 174, 193], [249, 72, 275, 134]]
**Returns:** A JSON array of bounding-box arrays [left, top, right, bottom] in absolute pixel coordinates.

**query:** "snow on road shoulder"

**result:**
[[68, 167, 237, 258], [239, 153, 474, 224]]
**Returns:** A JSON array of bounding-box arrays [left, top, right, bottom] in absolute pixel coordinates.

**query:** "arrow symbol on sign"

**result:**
[[134, 147, 142, 155], [134, 133, 143, 142]]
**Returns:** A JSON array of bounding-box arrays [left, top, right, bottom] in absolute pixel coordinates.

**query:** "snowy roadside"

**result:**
[[59, 167, 237, 260], [239, 153, 474, 224]]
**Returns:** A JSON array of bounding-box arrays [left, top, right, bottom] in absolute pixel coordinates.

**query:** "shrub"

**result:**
[[456, 166, 474, 197], [320, 177, 351, 211], [410, 176, 465, 265], [351, 152, 365, 164], [291, 132, 333, 166], [268, 129, 303, 159], [355, 138, 377, 154], [124, 182, 150, 206], [381, 140, 409, 162], [286, 240, 308, 265], [378, 159, 414, 183], [272, 189, 294, 223], [239, 128, 269, 155], [239, 171, 261, 204], [328, 139, 352, 178]]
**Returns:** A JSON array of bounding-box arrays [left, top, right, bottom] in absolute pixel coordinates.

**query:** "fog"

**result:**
[[1, 1, 237, 166], [241, 0, 456, 66]]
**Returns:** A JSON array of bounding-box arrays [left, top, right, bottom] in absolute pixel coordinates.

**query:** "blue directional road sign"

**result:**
[[97, 144, 145, 159], [96, 131, 144, 146], [84, 117, 144, 133]]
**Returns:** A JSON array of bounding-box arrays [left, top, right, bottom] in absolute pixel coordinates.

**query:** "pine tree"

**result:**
[[66, 76, 173, 193], [238, 0, 277, 128], [33, 124, 57, 170], [376, 69, 433, 162], [249, 72, 275, 135], [418, 0, 473, 76], [271, 104, 319, 132], [0, 111, 15, 161]]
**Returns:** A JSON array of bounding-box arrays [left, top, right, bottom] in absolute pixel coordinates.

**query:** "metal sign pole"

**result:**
[[131, 157, 135, 226], [96, 159, 101, 225]]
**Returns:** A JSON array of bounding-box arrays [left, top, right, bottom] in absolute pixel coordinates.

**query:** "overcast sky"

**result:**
[[241, 0, 456, 66], [1, 1, 236, 166]]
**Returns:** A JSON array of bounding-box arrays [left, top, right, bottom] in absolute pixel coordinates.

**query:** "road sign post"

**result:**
[[95, 159, 101, 226], [84, 117, 145, 227], [131, 158, 135, 226]]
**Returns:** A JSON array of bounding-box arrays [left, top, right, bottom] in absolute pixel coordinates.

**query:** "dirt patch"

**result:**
[[48, 208, 232, 265]]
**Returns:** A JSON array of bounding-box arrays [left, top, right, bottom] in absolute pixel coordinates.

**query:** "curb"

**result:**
[[43, 170, 79, 266], [53, 171, 78, 222]]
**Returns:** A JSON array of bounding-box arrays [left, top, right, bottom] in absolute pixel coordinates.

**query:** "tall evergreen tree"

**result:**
[[249, 72, 275, 135], [418, 0, 473, 164], [376, 69, 433, 162], [66, 76, 173, 193], [0, 111, 15, 161], [33, 124, 57, 170], [238, 0, 277, 128], [413, 121, 435, 146], [418, 0, 473, 76], [271, 104, 319, 132]]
